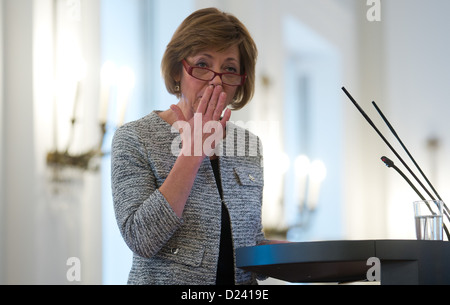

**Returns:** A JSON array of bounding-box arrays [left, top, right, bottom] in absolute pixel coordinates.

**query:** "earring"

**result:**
[[174, 82, 180, 93]]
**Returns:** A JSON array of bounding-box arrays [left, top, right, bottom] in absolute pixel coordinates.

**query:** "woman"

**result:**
[[112, 7, 279, 285]]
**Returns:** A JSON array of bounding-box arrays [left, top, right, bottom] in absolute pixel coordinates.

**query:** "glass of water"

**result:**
[[413, 200, 443, 241]]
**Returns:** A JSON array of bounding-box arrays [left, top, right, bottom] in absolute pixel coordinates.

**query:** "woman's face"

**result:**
[[179, 45, 241, 115]]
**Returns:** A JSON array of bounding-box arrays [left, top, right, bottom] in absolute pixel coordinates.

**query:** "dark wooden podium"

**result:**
[[236, 240, 450, 285]]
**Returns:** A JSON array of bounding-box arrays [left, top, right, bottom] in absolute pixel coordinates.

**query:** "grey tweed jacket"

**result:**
[[111, 111, 267, 285]]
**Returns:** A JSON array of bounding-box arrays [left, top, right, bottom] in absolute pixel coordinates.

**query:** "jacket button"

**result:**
[[171, 248, 179, 255], [248, 174, 255, 182]]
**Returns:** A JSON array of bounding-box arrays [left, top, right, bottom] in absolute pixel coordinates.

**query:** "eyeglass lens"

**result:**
[[191, 68, 242, 86]]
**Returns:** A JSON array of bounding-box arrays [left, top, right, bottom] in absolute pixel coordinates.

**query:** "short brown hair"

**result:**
[[161, 7, 258, 110]]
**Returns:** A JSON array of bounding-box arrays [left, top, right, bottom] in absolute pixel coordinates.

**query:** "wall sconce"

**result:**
[[45, 0, 104, 176], [46, 125, 107, 171], [46, 59, 107, 171], [47, 60, 135, 173]]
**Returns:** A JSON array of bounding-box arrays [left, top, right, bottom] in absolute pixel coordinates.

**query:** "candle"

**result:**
[[116, 66, 135, 126], [99, 62, 116, 123], [71, 81, 81, 120], [294, 155, 310, 212], [307, 160, 326, 211]]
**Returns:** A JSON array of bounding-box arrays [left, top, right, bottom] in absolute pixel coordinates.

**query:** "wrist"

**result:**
[[177, 151, 205, 167]]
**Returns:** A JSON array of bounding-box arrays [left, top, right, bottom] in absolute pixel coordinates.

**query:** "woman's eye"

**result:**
[[225, 67, 238, 73], [196, 62, 208, 68]]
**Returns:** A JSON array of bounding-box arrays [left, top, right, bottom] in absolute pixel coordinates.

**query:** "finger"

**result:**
[[205, 85, 222, 117], [213, 91, 227, 121], [196, 85, 214, 114], [220, 108, 232, 130]]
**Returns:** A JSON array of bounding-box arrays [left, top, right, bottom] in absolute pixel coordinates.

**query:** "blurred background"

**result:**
[[1, 0, 450, 284]]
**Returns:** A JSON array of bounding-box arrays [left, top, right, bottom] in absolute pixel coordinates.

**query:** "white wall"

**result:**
[[383, 0, 450, 239], [341, 0, 450, 240], [3, 0, 38, 284], [2, 0, 102, 284], [0, 0, 5, 284], [345, 0, 388, 239]]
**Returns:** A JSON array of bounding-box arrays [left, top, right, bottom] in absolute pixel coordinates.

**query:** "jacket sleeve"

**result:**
[[111, 124, 183, 258]]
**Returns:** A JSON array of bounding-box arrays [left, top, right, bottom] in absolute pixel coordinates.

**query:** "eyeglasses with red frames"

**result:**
[[182, 59, 246, 87]]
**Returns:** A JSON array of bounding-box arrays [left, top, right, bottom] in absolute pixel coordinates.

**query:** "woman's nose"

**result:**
[[209, 74, 223, 87]]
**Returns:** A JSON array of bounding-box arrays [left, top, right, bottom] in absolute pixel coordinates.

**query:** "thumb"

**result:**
[[170, 104, 186, 122]]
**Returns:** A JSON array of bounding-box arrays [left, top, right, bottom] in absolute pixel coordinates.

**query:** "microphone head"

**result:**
[[381, 156, 395, 168]]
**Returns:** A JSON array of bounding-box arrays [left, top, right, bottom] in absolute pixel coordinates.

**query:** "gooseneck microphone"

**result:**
[[381, 156, 425, 201], [341, 87, 449, 240], [372, 101, 442, 201], [341, 87, 433, 203], [382, 156, 450, 240], [372, 101, 450, 218]]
